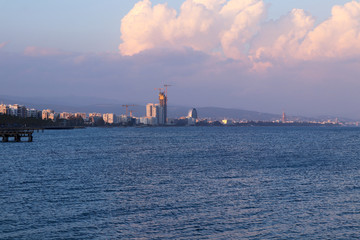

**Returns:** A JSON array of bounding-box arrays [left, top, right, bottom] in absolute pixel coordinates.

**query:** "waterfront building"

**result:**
[[42, 109, 54, 120], [222, 119, 233, 125], [75, 113, 87, 120], [146, 103, 160, 124], [118, 115, 132, 124], [89, 115, 103, 124], [134, 117, 140, 125], [60, 112, 73, 119], [103, 113, 117, 124], [188, 108, 198, 119], [0, 104, 9, 115], [146, 103, 153, 117], [26, 108, 39, 118], [49, 113, 59, 121], [9, 104, 27, 118], [139, 116, 158, 126], [187, 117, 196, 126], [89, 113, 102, 118], [146, 103, 159, 118]]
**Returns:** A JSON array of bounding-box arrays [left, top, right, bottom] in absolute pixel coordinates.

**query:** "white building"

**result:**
[[146, 103, 160, 124], [103, 113, 117, 124], [9, 104, 27, 118]]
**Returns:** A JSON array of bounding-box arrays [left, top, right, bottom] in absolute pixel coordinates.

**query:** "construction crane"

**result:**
[[163, 84, 172, 97], [122, 104, 136, 116], [154, 87, 164, 93]]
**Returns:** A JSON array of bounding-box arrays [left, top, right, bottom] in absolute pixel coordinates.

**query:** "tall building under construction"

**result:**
[[158, 91, 167, 125], [145, 85, 170, 125]]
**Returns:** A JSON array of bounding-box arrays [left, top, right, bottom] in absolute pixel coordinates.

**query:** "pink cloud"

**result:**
[[299, 1, 360, 60], [0, 42, 9, 49], [119, 0, 266, 59], [24, 46, 68, 56], [120, 0, 360, 66]]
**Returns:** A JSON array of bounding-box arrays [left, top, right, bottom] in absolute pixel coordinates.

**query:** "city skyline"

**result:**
[[1, 0, 360, 118]]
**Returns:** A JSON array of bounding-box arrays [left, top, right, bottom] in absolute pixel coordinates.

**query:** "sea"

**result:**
[[1, 126, 360, 239]]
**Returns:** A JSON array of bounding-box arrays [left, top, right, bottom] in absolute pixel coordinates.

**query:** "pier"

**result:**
[[0, 128, 41, 142]]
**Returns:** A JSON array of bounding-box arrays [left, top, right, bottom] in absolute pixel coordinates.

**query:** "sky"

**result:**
[[1, 0, 360, 118]]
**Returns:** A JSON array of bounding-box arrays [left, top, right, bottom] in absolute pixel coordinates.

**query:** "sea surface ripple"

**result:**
[[1, 127, 360, 239]]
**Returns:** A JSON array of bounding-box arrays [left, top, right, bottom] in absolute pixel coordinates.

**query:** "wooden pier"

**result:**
[[0, 128, 42, 142]]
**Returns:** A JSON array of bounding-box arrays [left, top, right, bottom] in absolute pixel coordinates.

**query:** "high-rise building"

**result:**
[[146, 103, 160, 124], [282, 112, 287, 123], [158, 91, 167, 125], [146, 103, 158, 117], [188, 108, 198, 119]]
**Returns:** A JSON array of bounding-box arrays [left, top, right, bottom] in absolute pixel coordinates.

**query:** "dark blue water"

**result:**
[[1, 127, 360, 239]]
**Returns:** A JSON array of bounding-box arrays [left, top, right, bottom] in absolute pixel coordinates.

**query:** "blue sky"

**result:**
[[0, 0, 350, 53]]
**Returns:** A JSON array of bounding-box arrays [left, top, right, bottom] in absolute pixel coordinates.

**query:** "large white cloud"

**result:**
[[300, 0, 360, 60], [119, 0, 360, 64], [249, 9, 315, 62], [119, 0, 266, 60]]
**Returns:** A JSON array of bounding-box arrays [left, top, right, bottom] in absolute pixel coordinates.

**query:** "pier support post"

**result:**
[[15, 134, 21, 142], [2, 135, 8, 142]]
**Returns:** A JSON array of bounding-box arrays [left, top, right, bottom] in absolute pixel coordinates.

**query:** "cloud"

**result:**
[[119, 0, 360, 64], [250, 9, 315, 62], [0, 42, 9, 49], [24, 46, 69, 56], [299, 1, 360, 60], [119, 0, 266, 60]]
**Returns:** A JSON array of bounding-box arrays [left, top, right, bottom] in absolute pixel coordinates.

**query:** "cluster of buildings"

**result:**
[[138, 89, 197, 126], [97, 89, 198, 126], [1, 104, 41, 119], [2, 100, 357, 127], [0, 90, 199, 126], [0, 103, 89, 122]]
